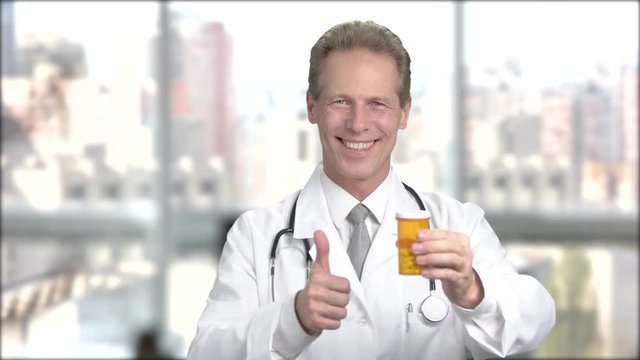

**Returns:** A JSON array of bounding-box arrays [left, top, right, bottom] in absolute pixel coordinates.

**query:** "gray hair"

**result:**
[[308, 20, 412, 107]]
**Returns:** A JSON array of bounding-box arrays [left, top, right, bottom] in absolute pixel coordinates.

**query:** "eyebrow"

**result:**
[[326, 93, 395, 103]]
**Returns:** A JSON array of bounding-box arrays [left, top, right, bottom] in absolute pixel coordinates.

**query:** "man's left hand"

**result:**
[[412, 229, 484, 309]]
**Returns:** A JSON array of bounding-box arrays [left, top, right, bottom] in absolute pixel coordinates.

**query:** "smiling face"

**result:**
[[307, 48, 411, 200]]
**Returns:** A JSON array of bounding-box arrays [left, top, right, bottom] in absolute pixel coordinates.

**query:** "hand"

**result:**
[[412, 229, 484, 309], [294, 230, 351, 335]]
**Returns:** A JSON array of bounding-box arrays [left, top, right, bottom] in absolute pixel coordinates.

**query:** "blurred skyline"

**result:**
[[2, 1, 638, 358], [14, 2, 638, 116]]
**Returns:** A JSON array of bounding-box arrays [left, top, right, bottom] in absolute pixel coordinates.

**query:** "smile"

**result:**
[[341, 139, 375, 150]]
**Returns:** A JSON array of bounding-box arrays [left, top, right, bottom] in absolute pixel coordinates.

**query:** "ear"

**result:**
[[306, 91, 318, 124], [399, 98, 412, 129]]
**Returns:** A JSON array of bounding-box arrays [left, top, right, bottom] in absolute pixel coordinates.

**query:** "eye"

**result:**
[[330, 98, 349, 107], [371, 100, 387, 108]]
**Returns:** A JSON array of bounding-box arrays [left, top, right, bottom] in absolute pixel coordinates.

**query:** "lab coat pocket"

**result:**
[[402, 277, 450, 323], [401, 276, 456, 358]]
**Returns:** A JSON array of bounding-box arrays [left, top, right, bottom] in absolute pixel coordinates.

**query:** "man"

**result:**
[[187, 20, 555, 360]]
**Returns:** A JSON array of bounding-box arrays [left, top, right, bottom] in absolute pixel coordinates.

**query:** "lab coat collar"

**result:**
[[292, 164, 333, 241], [319, 169, 391, 229], [293, 164, 402, 241]]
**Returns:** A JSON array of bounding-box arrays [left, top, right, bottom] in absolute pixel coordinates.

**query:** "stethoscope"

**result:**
[[269, 183, 449, 323]]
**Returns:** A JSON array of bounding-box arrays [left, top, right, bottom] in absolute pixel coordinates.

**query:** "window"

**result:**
[[464, 3, 638, 358], [2, 1, 637, 358], [2, 2, 158, 357], [297, 130, 308, 161]]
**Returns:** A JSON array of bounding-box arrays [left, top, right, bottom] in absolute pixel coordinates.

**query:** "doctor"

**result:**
[[187, 20, 555, 360]]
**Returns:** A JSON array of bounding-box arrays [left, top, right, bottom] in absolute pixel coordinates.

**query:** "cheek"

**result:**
[[316, 123, 339, 147], [318, 113, 343, 134], [377, 118, 403, 139]]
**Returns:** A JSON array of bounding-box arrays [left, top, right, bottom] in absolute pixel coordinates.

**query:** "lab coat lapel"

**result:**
[[292, 165, 368, 304], [292, 165, 332, 241], [307, 225, 368, 306]]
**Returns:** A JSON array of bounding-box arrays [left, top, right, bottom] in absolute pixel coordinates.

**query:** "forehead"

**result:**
[[319, 48, 400, 97], [324, 48, 397, 73]]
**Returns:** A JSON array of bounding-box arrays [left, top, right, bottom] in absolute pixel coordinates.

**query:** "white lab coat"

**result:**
[[188, 165, 555, 360]]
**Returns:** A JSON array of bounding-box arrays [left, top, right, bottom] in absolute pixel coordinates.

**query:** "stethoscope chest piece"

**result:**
[[420, 291, 449, 322]]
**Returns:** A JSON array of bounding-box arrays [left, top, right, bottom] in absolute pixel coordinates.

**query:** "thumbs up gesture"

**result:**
[[294, 230, 351, 335]]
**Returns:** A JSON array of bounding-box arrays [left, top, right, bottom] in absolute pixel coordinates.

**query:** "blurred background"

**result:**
[[1, 1, 637, 358]]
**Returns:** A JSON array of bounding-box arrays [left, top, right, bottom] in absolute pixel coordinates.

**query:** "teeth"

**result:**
[[343, 140, 374, 150]]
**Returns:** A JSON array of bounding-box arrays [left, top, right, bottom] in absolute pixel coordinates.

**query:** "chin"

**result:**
[[340, 167, 374, 181]]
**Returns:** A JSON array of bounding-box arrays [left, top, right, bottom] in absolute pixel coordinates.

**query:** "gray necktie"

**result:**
[[347, 203, 372, 279]]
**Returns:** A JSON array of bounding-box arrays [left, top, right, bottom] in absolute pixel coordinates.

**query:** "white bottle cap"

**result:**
[[396, 210, 430, 219]]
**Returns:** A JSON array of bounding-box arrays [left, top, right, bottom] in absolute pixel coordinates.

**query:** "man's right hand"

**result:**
[[294, 230, 351, 335]]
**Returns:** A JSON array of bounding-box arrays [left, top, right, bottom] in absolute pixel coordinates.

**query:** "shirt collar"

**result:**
[[319, 164, 391, 225]]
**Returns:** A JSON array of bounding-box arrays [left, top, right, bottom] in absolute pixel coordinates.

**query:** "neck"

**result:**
[[325, 168, 389, 202]]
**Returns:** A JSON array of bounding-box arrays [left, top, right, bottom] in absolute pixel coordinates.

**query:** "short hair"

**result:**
[[308, 20, 412, 107]]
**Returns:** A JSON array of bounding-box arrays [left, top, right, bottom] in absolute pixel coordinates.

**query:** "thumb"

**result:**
[[313, 230, 331, 273]]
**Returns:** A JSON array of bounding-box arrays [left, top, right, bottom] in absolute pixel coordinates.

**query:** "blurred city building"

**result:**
[[463, 61, 638, 212]]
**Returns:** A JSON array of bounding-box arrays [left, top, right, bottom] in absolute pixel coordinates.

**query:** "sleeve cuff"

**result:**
[[272, 294, 318, 358], [452, 266, 498, 321]]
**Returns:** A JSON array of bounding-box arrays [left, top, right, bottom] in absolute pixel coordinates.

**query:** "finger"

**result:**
[[416, 228, 451, 241], [413, 238, 453, 254], [307, 303, 347, 329], [327, 277, 351, 294], [321, 304, 348, 321], [313, 230, 331, 273], [322, 289, 350, 308], [316, 317, 342, 330], [416, 252, 463, 269]]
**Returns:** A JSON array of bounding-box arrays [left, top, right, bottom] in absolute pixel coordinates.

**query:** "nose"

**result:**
[[347, 104, 369, 132]]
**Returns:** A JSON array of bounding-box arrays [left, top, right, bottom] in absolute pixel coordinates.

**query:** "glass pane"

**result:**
[[2, 1, 159, 357], [505, 240, 638, 359], [463, 2, 638, 215], [464, 2, 639, 358]]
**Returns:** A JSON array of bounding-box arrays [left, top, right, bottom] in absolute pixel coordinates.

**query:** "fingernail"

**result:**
[[411, 243, 422, 252]]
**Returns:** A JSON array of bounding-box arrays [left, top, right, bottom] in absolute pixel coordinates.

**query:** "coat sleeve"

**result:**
[[448, 201, 556, 359], [186, 213, 282, 360]]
